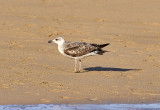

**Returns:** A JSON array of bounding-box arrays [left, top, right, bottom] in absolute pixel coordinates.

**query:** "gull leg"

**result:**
[[75, 59, 77, 72], [79, 59, 82, 72], [75, 59, 79, 73]]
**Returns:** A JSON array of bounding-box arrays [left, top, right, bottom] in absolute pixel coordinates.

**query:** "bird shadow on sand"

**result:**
[[84, 66, 141, 72]]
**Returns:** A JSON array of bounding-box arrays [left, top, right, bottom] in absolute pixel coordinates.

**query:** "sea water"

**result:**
[[0, 104, 160, 110]]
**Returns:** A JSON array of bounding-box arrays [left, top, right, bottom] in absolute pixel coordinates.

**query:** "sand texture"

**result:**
[[0, 0, 160, 105]]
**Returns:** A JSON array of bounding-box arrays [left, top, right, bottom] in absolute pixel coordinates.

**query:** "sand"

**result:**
[[0, 0, 160, 105]]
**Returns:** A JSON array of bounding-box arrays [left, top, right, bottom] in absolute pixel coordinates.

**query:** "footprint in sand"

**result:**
[[25, 92, 40, 96], [0, 84, 10, 89], [60, 96, 70, 99], [87, 98, 102, 102], [40, 99, 51, 103], [94, 18, 105, 22], [60, 96, 82, 100], [8, 41, 21, 49]]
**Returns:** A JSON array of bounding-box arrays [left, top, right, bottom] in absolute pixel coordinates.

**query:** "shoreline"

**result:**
[[0, 103, 160, 110]]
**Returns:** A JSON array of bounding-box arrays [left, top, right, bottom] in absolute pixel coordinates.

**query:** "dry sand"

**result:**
[[0, 0, 160, 105]]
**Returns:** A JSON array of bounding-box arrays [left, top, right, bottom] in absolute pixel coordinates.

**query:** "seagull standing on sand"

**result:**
[[48, 37, 110, 73]]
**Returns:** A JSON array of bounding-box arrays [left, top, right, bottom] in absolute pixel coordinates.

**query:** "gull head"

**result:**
[[48, 37, 65, 45]]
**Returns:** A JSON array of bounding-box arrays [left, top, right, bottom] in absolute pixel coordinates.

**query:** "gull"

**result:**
[[48, 37, 110, 73]]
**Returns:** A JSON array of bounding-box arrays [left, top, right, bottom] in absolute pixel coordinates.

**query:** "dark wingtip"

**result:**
[[48, 40, 52, 43], [99, 43, 110, 48]]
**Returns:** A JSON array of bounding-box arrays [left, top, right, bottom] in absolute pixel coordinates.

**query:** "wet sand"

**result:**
[[0, 0, 160, 105]]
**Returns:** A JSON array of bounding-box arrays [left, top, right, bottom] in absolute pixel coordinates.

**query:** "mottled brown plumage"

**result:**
[[64, 42, 109, 57]]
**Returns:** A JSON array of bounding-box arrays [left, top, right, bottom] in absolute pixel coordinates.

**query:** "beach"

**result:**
[[0, 0, 160, 105]]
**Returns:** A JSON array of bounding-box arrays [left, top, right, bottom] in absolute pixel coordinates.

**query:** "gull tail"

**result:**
[[97, 50, 107, 55], [96, 43, 110, 55], [91, 43, 110, 55]]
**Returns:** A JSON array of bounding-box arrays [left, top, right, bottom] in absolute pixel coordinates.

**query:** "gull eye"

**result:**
[[55, 39, 58, 41]]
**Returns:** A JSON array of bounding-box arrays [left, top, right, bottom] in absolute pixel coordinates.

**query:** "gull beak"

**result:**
[[48, 40, 53, 43]]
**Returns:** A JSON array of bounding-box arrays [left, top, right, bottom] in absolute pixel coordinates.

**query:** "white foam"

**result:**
[[0, 104, 160, 110]]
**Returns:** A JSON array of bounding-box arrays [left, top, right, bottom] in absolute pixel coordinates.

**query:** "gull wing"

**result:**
[[64, 42, 97, 57]]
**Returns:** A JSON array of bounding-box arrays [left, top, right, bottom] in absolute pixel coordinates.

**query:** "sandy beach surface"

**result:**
[[0, 0, 160, 105]]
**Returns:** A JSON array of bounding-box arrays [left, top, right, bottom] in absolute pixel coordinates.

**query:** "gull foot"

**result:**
[[75, 71, 80, 73]]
